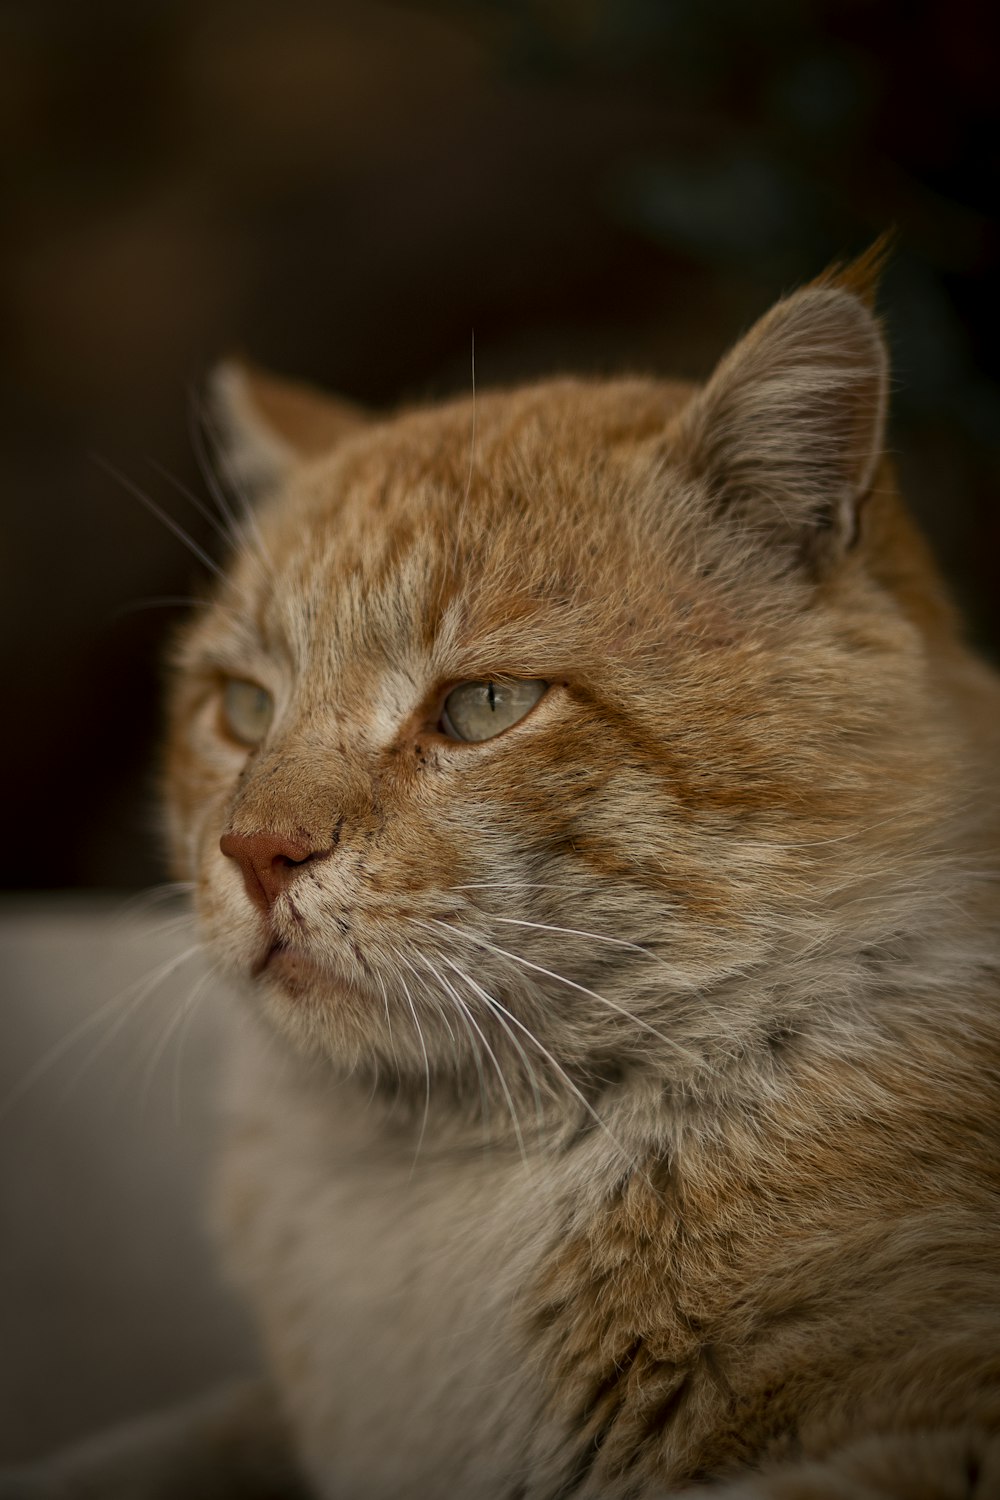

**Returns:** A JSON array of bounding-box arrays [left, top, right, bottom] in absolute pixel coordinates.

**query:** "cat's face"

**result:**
[[166, 273, 951, 1125]]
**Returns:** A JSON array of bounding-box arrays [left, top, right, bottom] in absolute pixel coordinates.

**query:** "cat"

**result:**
[[7, 249, 1000, 1499]]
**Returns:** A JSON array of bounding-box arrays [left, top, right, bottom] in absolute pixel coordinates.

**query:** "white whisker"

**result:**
[[67, 943, 207, 1105], [112, 596, 219, 619], [435, 950, 547, 1145], [145, 456, 248, 556], [1, 943, 204, 1123], [403, 947, 491, 1133], [407, 919, 636, 1166], [395, 964, 432, 1171], [452, 328, 477, 567], [488, 914, 670, 970], [477, 988, 631, 1167], [393, 946, 457, 1045], [171, 962, 221, 1122], [112, 883, 195, 920], [453, 881, 600, 894], [191, 393, 276, 574], [425, 917, 695, 1063], [92, 454, 222, 577], [137, 957, 217, 1116], [413, 947, 528, 1162], [376, 968, 400, 1078]]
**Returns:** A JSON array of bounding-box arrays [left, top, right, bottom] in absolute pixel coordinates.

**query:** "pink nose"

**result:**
[[219, 831, 324, 914]]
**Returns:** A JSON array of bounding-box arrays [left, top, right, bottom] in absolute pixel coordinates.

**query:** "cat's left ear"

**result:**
[[208, 360, 367, 495], [670, 261, 889, 571]]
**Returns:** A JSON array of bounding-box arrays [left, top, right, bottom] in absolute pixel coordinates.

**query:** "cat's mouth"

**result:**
[[252, 937, 339, 997], [252, 939, 284, 978], [253, 938, 311, 982]]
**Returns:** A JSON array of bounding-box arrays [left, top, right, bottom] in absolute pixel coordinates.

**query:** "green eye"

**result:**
[[221, 679, 274, 747], [441, 679, 546, 742]]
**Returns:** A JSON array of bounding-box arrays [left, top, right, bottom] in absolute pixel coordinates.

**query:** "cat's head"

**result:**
[[165, 261, 961, 1129]]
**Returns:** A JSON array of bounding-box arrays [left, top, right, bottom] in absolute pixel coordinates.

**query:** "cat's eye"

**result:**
[[440, 679, 546, 742], [220, 679, 274, 747]]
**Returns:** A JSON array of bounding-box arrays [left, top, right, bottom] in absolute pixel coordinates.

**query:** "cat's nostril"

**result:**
[[220, 830, 328, 914]]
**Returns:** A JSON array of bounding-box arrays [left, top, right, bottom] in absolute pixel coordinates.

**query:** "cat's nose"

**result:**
[[219, 830, 325, 914]]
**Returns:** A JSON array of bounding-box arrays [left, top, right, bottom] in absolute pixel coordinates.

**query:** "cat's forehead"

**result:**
[[254, 377, 691, 582], [207, 374, 699, 687]]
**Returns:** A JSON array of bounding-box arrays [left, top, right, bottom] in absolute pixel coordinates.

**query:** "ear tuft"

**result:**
[[207, 360, 366, 497], [672, 278, 889, 570], [813, 230, 895, 311]]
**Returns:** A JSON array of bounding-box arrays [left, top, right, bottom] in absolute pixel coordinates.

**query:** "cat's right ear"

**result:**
[[667, 273, 889, 573], [207, 360, 367, 495]]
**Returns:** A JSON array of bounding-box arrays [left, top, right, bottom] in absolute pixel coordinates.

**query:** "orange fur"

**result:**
[[155, 259, 1000, 1497]]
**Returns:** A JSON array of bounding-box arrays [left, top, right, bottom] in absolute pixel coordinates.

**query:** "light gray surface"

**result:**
[[0, 898, 258, 1464]]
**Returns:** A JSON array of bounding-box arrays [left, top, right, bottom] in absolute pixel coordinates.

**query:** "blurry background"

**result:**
[[1, 0, 999, 1467], [2, 0, 998, 891]]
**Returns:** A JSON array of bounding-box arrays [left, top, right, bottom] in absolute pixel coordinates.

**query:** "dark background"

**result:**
[[3, 0, 998, 892]]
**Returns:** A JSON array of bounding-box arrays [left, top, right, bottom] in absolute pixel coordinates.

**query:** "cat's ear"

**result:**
[[670, 260, 889, 571], [208, 360, 366, 494]]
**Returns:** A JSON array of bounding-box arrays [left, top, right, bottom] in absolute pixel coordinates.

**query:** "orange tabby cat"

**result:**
[[9, 253, 1000, 1498]]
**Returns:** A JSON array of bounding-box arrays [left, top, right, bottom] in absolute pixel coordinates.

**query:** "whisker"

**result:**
[[452, 328, 477, 569], [413, 947, 529, 1160], [191, 392, 276, 574], [135, 957, 217, 1117], [477, 987, 632, 1167], [403, 947, 491, 1132], [453, 879, 594, 889], [119, 905, 196, 933], [66, 943, 207, 1104], [690, 813, 933, 859], [144, 456, 247, 554], [171, 962, 221, 1122], [407, 920, 637, 1165], [435, 950, 547, 1147], [187, 391, 252, 540], [489, 914, 671, 970], [112, 596, 219, 619], [395, 964, 432, 1171], [112, 883, 195, 920], [1, 943, 204, 1123], [425, 917, 695, 1063], [375, 969, 401, 1081], [92, 454, 222, 577], [393, 947, 457, 1046]]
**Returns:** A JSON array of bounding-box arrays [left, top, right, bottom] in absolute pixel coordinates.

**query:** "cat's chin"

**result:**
[[253, 939, 328, 998]]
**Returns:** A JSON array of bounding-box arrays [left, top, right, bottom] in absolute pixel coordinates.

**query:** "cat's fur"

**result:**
[[9, 256, 1000, 1498]]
